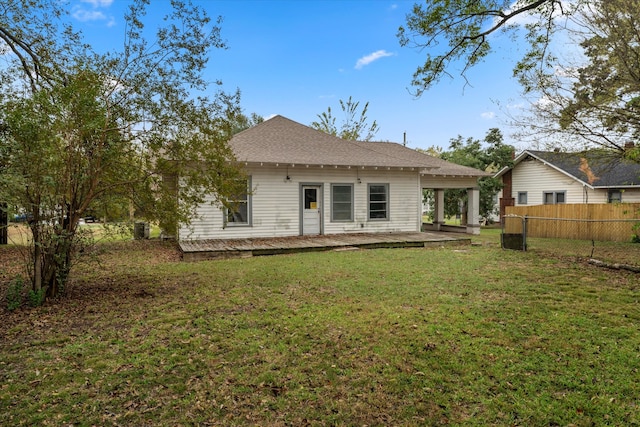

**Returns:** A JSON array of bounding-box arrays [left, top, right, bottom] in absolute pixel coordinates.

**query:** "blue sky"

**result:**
[[69, 0, 531, 150]]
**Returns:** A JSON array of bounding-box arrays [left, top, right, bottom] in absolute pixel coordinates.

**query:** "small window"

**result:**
[[543, 191, 566, 205], [608, 190, 622, 203], [331, 184, 353, 222], [304, 188, 317, 209], [225, 178, 250, 226], [517, 192, 528, 205], [543, 192, 554, 205], [368, 184, 389, 220]]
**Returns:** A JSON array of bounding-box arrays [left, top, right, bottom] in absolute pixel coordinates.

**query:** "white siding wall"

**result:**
[[494, 158, 640, 214], [512, 158, 600, 205], [619, 189, 640, 202], [179, 166, 423, 240]]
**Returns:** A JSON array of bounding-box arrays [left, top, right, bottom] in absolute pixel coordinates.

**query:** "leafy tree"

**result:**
[[0, 0, 246, 301], [417, 146, 444, 158], [535, 1, 640, 159], [311, 96, 380, 141], [397, 0, 578, 96], [231, 112, 264, 135], [398, 1, 640, 161], [565, 1, 640, 143], [440, 129, 514, 220]]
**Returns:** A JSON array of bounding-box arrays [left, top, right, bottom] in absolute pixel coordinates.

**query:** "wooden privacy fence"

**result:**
[[504, 203, 640, 242]]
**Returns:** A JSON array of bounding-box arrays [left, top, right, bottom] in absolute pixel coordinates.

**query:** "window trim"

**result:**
[[543, 191, 566, 205], [330, 183, 354, 222], [224, 177, 251, 227], [607, 189, 622, 203], [517, 191, 528, 205], [368, 183, 389, 221]]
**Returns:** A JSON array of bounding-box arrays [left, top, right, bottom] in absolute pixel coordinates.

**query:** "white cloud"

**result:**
[[535, 95, 555, 108], [72, 0, 115, 24], [481, 111, 496, 120], [355, 50, 395, 70], [72, 9, 106, 22], [81, 0, 114, 7], [507, 102, 525, 110]]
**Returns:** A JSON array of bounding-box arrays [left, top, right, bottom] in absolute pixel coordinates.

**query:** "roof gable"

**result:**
[[230, 115, 487, 177], [502, 149, 640, 188]]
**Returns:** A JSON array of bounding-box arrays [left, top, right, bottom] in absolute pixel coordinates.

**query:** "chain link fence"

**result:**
[[502, 215, 640, 269]]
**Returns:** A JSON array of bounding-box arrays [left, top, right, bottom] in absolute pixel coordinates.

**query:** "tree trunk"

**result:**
[[30, 222, 76, 301], [0, 203, 7, 245], [44, 233, 73, 299], [32, 226, 43, 294]]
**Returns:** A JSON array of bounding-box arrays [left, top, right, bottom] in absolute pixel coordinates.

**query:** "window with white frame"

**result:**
[[368, 184, 389, 220], [517, 192, 528, 205], [543, 191, 565, 205], [331, 184, 353, 222], [225, 178, 251, 226]]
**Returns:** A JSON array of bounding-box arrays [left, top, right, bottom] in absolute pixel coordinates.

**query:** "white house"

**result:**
[[179, 116, 488, 241], [495, 149, 640, 218]]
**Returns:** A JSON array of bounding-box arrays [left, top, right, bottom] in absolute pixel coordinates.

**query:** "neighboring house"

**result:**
[[179, 115, 488, 240], [495, 149, 640, 218]]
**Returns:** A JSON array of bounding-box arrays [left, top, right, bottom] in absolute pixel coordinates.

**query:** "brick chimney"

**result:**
[[499, 169, 514, 221], [499, 146, 516, 222]]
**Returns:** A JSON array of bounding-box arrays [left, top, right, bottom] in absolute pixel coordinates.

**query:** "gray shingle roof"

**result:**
[[526, 150, 640, 188], [230, 115, 487, 177]]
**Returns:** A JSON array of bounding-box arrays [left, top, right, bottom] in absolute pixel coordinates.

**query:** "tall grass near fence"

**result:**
[[505, 203, 640, 242]]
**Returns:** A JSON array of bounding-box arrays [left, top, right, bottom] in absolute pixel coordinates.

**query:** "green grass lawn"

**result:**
[[1, 233, 639, 425]]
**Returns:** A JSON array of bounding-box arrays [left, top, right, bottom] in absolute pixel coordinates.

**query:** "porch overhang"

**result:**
[[420, 174, 484, 236]]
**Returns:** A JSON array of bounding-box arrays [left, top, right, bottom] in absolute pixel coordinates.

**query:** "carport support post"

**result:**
[[433, 189, 445, 231], [466, 187, 481, 235]]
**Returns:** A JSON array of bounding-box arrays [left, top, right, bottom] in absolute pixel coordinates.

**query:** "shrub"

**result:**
[[28, 287, 46, 307], [632, 222, 640, 243], [6, 275, 24, 311]]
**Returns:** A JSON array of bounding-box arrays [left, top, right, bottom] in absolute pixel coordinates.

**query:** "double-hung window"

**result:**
[[543, 191, 565, 205], [331, 184, 353, 222], [368, 184, 389, 220], [225, 178, 251, 226]]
